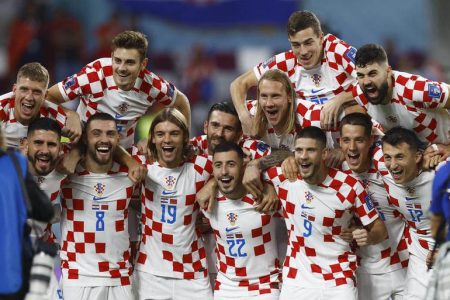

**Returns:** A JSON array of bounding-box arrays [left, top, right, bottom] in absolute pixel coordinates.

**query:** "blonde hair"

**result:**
[[254, 69, 296, 137]]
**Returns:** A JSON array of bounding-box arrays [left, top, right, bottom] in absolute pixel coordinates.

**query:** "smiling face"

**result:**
[[340, 124, 373, 173], [112, 48, 147, 91], [258, 79, 292, 133], [356, 62, 391, 105], [294, 137, 328, 184], [13, 77, 48, 125], [382, 142, 421, 184], [289, 27, 324, 70], [204, 111, 242, 155], [152, 121, 186, 168], [213, 149, 244, 197], [85, 119, 119, 166], [26, 129, 60, 176]]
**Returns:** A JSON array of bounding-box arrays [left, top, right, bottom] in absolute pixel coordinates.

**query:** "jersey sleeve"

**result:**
[[253, 51, 297, 81], [240, 137, 272, 159], [0, 98, 10, 122], [371, 145, 390, 177], [142, 71, 178, 107], [193, 155, 213, 190], [40, 100, 67, 128], [262, 166, 286, 188], [397, 75, 449, 109], [353, 180, 380, 226]]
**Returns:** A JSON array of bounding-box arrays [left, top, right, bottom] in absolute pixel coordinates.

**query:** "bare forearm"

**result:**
[[256, 149, 293, 170]]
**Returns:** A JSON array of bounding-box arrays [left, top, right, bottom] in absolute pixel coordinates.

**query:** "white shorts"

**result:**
[[357, 267, 406, 300], [280, 283, 356, 300], [215, 293, 279, 300], [45, 270, 63, 300], [134, 269, 213, 300], [405, 254, 433, 300], [62, 285, 134, 300]]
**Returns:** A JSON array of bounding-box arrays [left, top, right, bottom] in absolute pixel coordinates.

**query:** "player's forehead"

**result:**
[[208, 110, 239, 127], [382, 142, 412, 156], [29, 129, 60, 143], [112, 48, 141, 62], [356, 62, 383, 74], [295, 137, 321, 149], [259, 79, 286, 95], [341, 124, 367, 138], [154, 120, 182, 132], [16, 76, 47, 90], [288, 27, 319, 43], [213, 150, 240, 163], [88, 119, 117, 132]]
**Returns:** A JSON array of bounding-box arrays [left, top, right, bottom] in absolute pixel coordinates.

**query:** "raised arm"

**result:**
[[47, 83, 66, 104], [172, 90, 191, 131]]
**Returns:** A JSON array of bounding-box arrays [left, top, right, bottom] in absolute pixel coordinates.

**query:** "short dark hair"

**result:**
[[85, 113, 117, 132], [27, 117, 61, 138], [213, 141, 244, 160], [340, 112, 373, 138], [355, 44, 388, 68], [287, 10, 322, 37], [207, 101, 241, 132], [296, 126, 327, 148], [382, 127, 426, 152], [16, 62, 49, 87], [111, 31, 148, 62]]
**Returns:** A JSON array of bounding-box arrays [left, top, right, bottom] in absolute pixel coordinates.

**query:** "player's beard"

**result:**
[[28, 153, 55, 176], [207, 134, 225, 154], [88, 142, 114, 166], [363, 80, 389, 105]]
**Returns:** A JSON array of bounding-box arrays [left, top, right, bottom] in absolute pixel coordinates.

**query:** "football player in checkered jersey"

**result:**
[[0, 62, 81, 150], [231, 10, 358, 136], [372, 127, 446, 300], [134, 108, 213, 300], [264, 126, 387, 300], [25, 117, 67, 300], [201, 141, 282, 300], [337, 113, 409, 300], [352, 44, 450, 159], [60, 113, 136, 300], [46, 30, 191, 152]]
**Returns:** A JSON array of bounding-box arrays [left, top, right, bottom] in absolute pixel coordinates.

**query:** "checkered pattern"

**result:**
[[60, 163, 135, 287], [34, 170, 67, 244], [372, 147, 435, 262], [136, 155, 213, 279], [264, 166, 378, 288], [202, 193, 281, 297], [254, 34, 357, 104], [0, 93, 67, 149], [340, 161, 409, 274], [57, 58, 178, 149], [246, 100, 298, 151], [190, 135, 209, 156], [353, 70, 450, 143]]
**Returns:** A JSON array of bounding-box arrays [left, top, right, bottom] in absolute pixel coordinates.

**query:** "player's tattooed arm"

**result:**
[[256, 149, 293, 170]]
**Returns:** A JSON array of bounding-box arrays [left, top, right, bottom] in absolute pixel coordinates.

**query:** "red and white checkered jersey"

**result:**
[[202, 193, 282, 297], [264, 167, 378, 288], [190, 134, 272, 160], [136, 155, 213, 279], [34, 170, 67, 244], [57, 58, 178, 149], [254, 34, 357, 105], [0, 93, 67, 149], [340, 161, 409, 274], [246, 100, 298, 151], [60, 163, 135, 286], [353, 71, 450, 143], [372, 147, 435, 261]]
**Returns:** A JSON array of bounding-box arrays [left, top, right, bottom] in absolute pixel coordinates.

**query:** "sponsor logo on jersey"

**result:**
[[311, 74, 322, 87], [345, 47, 357, 64], [305, 191, 314, 204], [427, 83, 442, 98], [311, 88, 325, 94], [161, 190, 176, 196], [227, 212, 238, 226], [301, 204, 313, 209], [225, 226, 239, 233], [365, 194, 374, 210], [93, 196, 108, 201], [164, 175, 177, 191], [115, 114, 125, 119], [63, 75, 77, 90]]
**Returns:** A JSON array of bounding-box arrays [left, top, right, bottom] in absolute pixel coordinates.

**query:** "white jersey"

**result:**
[[202, 193, 282, 297], [373, 147, 435, 261], [60, 163, 135, 287], [0, 93, 67, 149], [34, 170, 67, 244], [264, 167, 378, 288], [57, 58, 178, 150], [254, 34, 357, 104], [136, 155, 212, 279], [340, 161, 409, 274], [353, 70, 450, 143]]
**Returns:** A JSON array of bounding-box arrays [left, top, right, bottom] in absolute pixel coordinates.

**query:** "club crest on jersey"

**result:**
[[163, 175, 177, 191], [427, 83, 441, 98], [94, 182, 106, 196], [305, 191, 314, 204], [406, 186, 416, 197], [311, 74, 322, 87], [118, 102, 129, 114], [227, 212, 238, 226], [19, 137, 26, 146], [387, 115, 398, 123], [37, 176, 45, 185]]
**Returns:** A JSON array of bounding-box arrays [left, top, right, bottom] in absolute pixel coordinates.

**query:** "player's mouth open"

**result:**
[[300, 163, 312, 171], [364, 85, 378, 97], [22, 102, 34, 115], [347, 153, 360, 164], [96, 145, 111, 155], [219, 176, 233, 186], [36, 156, 50, 168], [390, 169, 402, 180], [162, 146, 175, 154]]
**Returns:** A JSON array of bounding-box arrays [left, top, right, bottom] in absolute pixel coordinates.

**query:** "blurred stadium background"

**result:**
[[0, 0, 449, 138]]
